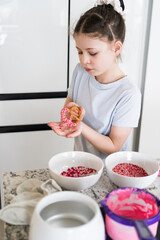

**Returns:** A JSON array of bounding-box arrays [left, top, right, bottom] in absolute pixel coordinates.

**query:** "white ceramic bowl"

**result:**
[[29, 191, 105, 240], [48, 151, 104, 191], [105, 151, 159, 189]]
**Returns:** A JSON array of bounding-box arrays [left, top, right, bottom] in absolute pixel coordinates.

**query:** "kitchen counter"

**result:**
[[1, 167, 160, 240]]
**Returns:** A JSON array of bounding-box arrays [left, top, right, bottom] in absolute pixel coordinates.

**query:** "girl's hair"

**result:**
[[74, 3, 126, 43]]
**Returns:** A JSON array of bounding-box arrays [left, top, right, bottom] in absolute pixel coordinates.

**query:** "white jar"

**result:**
[[29, 191, 105, 240]]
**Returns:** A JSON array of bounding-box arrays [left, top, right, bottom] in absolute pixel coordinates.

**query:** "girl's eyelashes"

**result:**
[[89, 52, 97, 56], [77, 51, 98, 56]]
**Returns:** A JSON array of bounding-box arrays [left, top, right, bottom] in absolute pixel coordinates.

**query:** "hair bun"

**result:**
[[96, 0, 125, 16]]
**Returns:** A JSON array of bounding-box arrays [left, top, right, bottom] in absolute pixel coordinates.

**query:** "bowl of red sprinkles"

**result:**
[[105, 151, 159, 189], [48, 151, 104, 190]]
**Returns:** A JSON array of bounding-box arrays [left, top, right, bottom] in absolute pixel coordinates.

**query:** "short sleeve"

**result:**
[[112, 89, 141, 127], [68, 64, 79, 101]]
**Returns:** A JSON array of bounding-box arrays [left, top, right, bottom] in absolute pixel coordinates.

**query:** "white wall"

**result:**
[[139, 0, 160, 159]]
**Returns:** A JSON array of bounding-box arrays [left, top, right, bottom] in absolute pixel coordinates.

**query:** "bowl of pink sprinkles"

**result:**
[[105, 151, 159, 189], [48, 151, 104, 191]]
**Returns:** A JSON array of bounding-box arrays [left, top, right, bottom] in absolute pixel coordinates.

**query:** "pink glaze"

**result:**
[[107, 188, 159, 220], [60, 107, 76, 127]]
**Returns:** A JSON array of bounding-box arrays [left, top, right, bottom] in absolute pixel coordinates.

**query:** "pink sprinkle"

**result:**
[[61, 166, 97, 177], [112, 163, 149, 177], [60, 107, 77, 127]]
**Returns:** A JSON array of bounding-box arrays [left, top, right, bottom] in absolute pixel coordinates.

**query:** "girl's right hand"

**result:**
[[48, 102, 85, 138], [47, 121, 83, 138]]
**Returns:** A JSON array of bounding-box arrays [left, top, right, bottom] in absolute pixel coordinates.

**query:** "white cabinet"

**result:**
[[0, 0, 72, 189], [0, 0, 68, 93], [0, 99, 64, 126], [0, 98, 74, 187], [0, 130, 73, 174]]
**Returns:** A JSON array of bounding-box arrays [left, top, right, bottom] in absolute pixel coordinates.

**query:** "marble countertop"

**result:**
[[1, 167, 160, 240]]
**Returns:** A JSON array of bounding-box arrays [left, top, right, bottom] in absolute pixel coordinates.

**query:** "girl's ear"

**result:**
[[113, 40, 123, 57]]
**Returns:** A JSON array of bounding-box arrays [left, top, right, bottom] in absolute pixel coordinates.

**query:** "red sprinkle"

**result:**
[[112, 163, 149, 177], [61, 166, 97, 177]]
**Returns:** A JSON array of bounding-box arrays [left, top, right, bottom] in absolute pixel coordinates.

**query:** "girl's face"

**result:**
[[74, 34, 117, 82]]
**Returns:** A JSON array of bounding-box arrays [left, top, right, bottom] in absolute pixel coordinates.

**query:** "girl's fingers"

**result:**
[[66, 123, 82, 138], [48, 122, 66, 136], [48, 122, 76, 137], [79, 106, 85, 119], [66, 102, 78, 108], [53, 127, 68, 136], [66, 129, 81, 138], [48, 122, 60, 128], [48, 116, 83, 138]]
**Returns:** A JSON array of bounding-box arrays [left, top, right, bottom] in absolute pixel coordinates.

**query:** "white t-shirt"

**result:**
[[68, 63, 141, 160]]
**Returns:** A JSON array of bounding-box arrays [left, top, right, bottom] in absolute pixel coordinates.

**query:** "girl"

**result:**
[[48, 0, 141, 161]]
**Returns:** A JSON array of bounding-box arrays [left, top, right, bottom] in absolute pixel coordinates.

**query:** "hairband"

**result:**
[[96, 0, 125, 15], [119, 0, 125, 11]]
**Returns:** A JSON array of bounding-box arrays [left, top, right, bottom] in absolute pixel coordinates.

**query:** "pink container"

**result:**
[[100, 188, 160, 240]]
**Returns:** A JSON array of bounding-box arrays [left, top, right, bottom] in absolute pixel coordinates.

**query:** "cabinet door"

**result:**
[[0, 131, 74, 186], [0, 1, 74, 188], [0, 0, 68, 93], [0, 98, 65, 126]]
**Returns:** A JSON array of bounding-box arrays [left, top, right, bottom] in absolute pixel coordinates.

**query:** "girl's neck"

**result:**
[[95, 62, 125, 84]]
